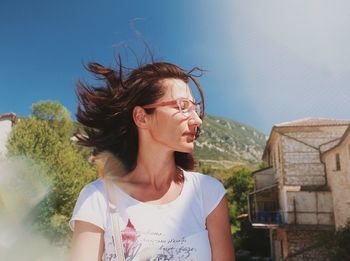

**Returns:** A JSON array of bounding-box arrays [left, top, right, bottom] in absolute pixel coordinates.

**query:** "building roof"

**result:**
[[263, 118, 350, 160], [321, 124, 350, 157], [0, 113, 17, 124], [275, 118, 350, 128]]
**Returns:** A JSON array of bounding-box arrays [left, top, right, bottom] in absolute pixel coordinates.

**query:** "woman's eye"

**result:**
[[180, 101, 190, 110]]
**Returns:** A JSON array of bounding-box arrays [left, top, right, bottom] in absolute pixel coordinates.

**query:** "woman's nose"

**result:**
[[189, 110, 202, 127]]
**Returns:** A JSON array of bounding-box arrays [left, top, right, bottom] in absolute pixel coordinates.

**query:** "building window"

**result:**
[[278, 144, 282, 165], [335, 153, 341, 171]]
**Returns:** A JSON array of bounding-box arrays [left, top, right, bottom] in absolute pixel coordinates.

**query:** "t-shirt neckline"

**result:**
[[111, 170, 188, 208]]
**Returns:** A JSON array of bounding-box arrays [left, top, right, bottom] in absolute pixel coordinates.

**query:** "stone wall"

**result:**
[[254, 167, 276, 189], [274, 229, 288, 260], [323, 129, 350, 229], [285, 191, 334, 225], [286, 230, 329, 261], [279, 126, 348, 186]]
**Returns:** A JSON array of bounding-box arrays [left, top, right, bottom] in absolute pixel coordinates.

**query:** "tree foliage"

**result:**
[[32, 100, 71, 122], [7, 101, 96, 245], [32, 100, 74, 138], [321, 221, 350, 260], [195, 163, 255, 228]]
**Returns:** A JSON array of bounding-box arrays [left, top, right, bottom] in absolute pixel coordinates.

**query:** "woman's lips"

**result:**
[[183, 132, 196, 141]]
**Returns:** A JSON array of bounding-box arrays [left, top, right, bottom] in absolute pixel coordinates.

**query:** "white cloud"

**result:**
[[225, 0, 350, 131]]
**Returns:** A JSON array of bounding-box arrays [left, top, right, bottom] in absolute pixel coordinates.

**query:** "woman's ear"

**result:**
[[133, 106, 148, 128]]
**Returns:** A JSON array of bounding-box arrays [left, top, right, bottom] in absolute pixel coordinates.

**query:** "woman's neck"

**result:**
[[127, 147, 179, 191]]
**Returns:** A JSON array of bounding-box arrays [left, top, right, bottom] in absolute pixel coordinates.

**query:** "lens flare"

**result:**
[[0, 156, 68, 260]]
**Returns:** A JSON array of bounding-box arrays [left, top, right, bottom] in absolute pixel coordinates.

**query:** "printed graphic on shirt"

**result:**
[[122, 219, 142, 259], [105, 219, 198, 261]]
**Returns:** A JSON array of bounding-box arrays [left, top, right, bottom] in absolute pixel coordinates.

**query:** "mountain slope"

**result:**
[[194, 114, 267, 165]]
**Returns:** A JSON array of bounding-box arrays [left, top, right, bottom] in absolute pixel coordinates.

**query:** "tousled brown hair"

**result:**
[[76, 60, 205, 172]]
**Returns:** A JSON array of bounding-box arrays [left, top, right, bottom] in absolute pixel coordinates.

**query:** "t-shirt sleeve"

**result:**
[[200, 174, 227, 218], [69, 182, 107, 231]]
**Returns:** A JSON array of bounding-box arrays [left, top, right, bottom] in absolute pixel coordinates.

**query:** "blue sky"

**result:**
[[1, 0, 350, 134]]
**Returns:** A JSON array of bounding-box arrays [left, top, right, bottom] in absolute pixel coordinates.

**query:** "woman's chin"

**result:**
[[179, 143, 194, 153]]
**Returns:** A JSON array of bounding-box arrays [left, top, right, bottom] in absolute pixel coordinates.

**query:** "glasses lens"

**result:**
[[179, 99, 190, 110], [178, 99, 190, 116], [177, 99, 201, 117], [195, 103, 201, 116]]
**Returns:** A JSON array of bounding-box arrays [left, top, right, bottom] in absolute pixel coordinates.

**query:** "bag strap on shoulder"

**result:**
[[103, 178, 126, 261]]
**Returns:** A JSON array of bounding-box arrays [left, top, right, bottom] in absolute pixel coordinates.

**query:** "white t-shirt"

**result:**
[[70, 171, 226, 261]]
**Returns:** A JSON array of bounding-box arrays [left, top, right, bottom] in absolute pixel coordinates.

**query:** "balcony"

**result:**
[[252, 211, 283, 225], [249, 184, 280, 228], [249, 185, 335, 229]]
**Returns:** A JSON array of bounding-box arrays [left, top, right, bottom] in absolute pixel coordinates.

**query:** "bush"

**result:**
[[322, 221, 350, 260], [6, 101, 96, 245]]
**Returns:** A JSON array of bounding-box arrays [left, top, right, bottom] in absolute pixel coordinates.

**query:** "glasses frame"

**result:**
[[142, 98, 202, 118]]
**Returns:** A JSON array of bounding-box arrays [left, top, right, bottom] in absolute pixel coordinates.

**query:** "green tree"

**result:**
[[32, 100, 74, 138], [32, 100, 70, 121], [224, 165, 254, 215], [221, 166, 270, 257], [234, 219, 270, 257], [7, 101, 96, 245]]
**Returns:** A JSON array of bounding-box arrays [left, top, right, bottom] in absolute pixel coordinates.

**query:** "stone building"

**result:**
[[248, 118, 350, 260], [321, 125, 350, 229], [0, 113, 17, 160], [0, 113, 17, 209]]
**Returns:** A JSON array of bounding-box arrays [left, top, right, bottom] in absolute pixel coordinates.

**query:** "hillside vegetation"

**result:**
[[195, 114, 266, 166]]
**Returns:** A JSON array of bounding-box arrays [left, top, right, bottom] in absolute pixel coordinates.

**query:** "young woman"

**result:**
[[70, 61, 235, 261]]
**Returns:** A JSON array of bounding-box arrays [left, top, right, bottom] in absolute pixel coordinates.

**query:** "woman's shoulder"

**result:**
[[184, 171, 225, 195], [83, 178, 104, 191], [184, 170, 223, 185], [77, 178, 106, 202], [184, 171, 227, 218], [70, 178, 107, 231]]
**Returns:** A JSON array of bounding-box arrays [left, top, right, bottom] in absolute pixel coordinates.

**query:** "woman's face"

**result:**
[[146, 78, 202, 153]]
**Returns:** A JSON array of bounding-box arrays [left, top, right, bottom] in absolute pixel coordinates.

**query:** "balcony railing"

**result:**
[[249, 182, 335, 228], [250, 210, 334, 228], [251, 211, 283, 225]]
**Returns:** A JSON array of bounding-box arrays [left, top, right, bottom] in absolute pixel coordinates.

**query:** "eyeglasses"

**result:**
[[142, 98, 202, 118]]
